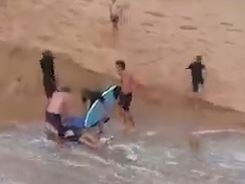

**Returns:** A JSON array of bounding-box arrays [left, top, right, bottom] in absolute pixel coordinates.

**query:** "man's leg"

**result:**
[[79, 132, 101, 148], [192, 79, 198, 93], [198, 78, 204, 93], [125, 110, 135, 130]]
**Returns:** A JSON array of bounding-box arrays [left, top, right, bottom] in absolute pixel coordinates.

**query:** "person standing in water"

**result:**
[[40, 50, 57, 101], [109, 0, 122, 30], [186, 55, 206, 93], [115, 60, 140, 131]]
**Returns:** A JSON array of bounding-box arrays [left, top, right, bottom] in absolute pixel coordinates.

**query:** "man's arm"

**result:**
[[186, 63, 192, 70]]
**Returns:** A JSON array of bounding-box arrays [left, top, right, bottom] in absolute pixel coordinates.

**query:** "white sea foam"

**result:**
[[192, 129, 245, 136], [109, 144, 139, 161]]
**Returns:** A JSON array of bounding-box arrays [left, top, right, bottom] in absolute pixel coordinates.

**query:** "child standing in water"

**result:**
[[115, 60, 139, 132]]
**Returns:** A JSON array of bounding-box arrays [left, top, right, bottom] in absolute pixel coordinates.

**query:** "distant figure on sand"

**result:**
[[115, 60, 141, 131], [186, 55, 206, 93], [109, 0, 122, 30], [40, 50, 57, 100]]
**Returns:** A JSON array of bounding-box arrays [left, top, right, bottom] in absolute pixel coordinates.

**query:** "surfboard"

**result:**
[[84, 85, 118, 128]]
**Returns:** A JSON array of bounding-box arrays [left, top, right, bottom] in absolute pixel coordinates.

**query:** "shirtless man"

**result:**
[[109, 0, 123, 30], [115, 60, 141, 131], [45, 86, 101, 148]]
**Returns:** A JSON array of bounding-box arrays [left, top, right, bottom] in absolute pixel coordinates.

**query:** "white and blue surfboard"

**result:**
[[84, 85, 118, 128]]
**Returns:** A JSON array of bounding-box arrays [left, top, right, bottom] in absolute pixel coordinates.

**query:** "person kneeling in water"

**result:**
[[45, 86, 101, 148]]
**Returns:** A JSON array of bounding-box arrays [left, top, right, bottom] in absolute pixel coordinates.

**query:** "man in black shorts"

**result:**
[[40, 50, 57, 100], [115, 60, 138, 131]]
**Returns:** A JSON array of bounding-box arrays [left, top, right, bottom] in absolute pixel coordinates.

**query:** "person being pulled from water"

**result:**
[[40, 50, 57, 101], [45, 86, 102, 148], [61, 86, 121, 146], [186, 55, 206, 93], [115, 60, 142, 132], [109, 0, 122, 30]]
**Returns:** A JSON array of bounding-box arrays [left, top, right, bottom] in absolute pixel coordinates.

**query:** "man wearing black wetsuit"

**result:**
[[186, 55, 206, 93], [40, 50, 57, 99]]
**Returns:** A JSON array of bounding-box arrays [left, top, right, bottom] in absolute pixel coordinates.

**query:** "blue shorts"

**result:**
[[62, 117, 85, 141]]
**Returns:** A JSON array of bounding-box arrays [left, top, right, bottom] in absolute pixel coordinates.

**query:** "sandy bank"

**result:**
[[0, 41, 244, 136]]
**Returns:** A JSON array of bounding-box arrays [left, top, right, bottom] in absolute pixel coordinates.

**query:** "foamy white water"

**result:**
[[0, 124, 245, 184]]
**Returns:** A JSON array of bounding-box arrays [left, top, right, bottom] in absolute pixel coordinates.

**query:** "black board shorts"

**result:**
[[45, 111, 64, 137], [118, 93, 132, 111]]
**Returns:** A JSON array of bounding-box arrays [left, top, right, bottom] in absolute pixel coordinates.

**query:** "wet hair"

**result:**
[[59, 86, 71, 92], [113, 86, 121, 99], [42, 50, 55, 58], [115, 60, 126, 70], [196, 55, 202, 62]]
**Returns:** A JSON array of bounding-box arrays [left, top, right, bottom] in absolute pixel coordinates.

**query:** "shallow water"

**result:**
[[0, 123, 245, 184]]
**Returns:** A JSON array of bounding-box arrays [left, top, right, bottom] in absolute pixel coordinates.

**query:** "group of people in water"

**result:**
[[40, 50, 140, 148]]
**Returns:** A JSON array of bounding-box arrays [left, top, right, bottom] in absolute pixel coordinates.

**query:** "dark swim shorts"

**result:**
[[118, 93, 132, 111], [45, 111, 64, 137]]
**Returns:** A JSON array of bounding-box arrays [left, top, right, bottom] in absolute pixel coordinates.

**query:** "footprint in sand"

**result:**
[[145, 11, 166, 18], [83, 0, 93, 2], [141, 22, 154, 27], [197, 38, 210, 44], [38, 35, 51, 42], [226, 28, 243, 33], [181, 16, 193, 21], [68, 8, 80, 17], [179, 25, 197, 31], [220, 22, 234, 27], [224, 41, 235, 45]]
